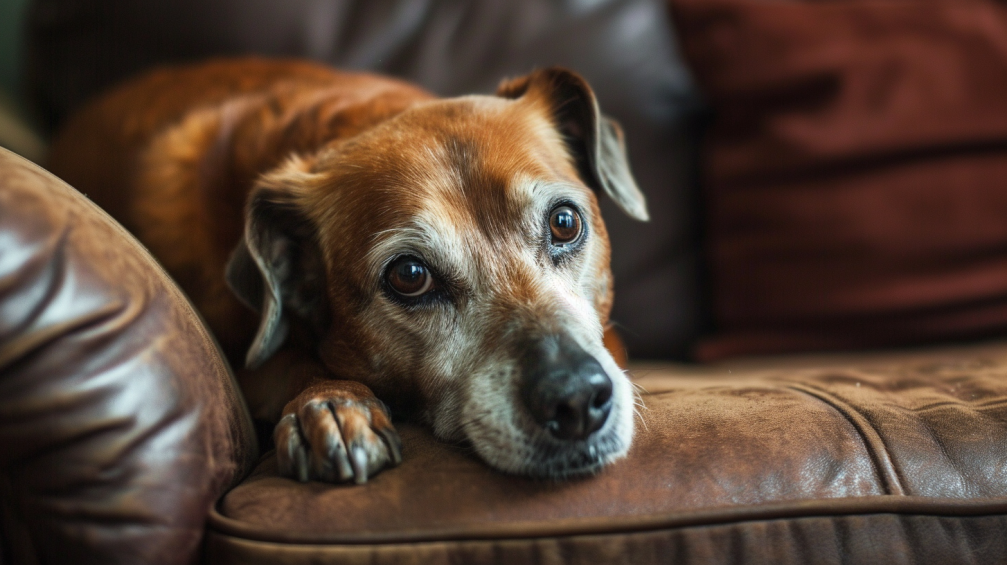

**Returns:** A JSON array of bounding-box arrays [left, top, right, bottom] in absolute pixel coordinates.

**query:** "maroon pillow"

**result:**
[[670, 0, 1007, 360]]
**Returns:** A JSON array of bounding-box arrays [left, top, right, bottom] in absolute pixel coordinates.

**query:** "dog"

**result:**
[[48, 58, 649, 484]]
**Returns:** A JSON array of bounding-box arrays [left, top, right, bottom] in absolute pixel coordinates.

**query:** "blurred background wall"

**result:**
[[0, 0, 43, 162]]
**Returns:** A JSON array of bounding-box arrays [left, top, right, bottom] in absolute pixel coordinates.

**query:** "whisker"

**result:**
[[633, 405, 649, 431], [631, 385, 649, 410], [628, 379, 650, 395]]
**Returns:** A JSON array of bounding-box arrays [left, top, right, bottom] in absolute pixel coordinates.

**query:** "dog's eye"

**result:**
[[549, 205, 582, 245], [387, 257, 434, 297]]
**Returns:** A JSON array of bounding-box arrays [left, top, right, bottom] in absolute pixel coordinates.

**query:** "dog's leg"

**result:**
[[237, 350, 401, 484], [275, 379, 402, 484]]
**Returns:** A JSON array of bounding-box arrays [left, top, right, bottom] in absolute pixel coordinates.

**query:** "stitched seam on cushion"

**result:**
[[204, 513, 1007, 552], [205, 495, 1007, 546], [783, 383, 906, 496]]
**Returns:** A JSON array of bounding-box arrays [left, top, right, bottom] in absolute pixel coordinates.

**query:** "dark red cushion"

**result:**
[[671, 0, 1007, 359]]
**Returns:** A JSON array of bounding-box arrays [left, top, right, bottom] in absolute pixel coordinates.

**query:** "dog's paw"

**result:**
[[274, 381, 402, 484]]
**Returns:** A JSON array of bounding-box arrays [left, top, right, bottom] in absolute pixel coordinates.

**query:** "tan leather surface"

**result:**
[[0, 148, 258, 564], [210, 341, 1007, 562]]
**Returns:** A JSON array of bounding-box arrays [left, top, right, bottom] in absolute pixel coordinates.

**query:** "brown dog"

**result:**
[[48, 58, 648, 483]]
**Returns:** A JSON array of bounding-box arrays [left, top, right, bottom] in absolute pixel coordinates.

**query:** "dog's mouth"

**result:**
[[459, 400, 632, 479], [522, 421, 631, 479], [456, 334, 635, 479]]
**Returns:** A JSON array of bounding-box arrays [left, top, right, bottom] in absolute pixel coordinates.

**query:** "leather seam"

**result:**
[[782, 382, 906, 496], [205, 494, 1007, 546]]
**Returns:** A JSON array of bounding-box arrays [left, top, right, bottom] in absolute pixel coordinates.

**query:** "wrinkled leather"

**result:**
[[207, 341, 1007, 564], [24, 0, 705, 359], [0, 148, 257, 564]]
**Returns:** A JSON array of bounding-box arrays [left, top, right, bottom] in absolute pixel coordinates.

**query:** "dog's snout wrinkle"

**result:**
[[520, 334, 613, 441]]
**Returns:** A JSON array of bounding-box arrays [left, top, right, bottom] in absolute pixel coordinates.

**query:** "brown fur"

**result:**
[[48, 57, 644, 482], [50, 59, 434, 364]]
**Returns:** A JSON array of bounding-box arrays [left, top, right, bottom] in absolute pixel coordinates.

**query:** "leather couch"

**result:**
[[5, 146, 1007, 563], [6, 0, 1007, 563]]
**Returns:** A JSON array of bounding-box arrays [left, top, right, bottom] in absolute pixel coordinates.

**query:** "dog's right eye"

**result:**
[[549, 205, 583, 246], [387, 257, 434, 297]]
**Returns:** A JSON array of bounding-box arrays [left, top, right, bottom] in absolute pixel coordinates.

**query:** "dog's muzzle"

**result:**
[[519, 334, 613, 441]]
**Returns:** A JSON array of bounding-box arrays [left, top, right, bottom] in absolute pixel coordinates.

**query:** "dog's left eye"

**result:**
[[549, 205, 582, 246], [387, 257, 435, 297]]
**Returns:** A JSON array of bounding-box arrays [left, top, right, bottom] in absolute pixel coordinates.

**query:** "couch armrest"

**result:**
[[0, 148, 257, 564]]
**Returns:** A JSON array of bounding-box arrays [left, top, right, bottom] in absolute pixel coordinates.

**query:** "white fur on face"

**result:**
[[356, 169, 634, 478]]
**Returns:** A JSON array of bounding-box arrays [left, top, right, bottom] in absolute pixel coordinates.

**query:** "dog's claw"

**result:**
[[332, 439, 354, 483], [275, 413, 311, 482], [350, 444, 369, 485], [295, 447, 309, 483], [275, 386, 399, 484]]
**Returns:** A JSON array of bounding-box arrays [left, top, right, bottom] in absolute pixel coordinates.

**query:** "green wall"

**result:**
[[0, 0, 30, 103]]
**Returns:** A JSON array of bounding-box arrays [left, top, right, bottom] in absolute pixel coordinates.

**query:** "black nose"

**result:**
[[520, 335, 613, 441]]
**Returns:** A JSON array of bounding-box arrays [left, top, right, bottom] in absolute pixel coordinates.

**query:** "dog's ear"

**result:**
[[497, 68, 648, 221], [225, 171, 329, 369]]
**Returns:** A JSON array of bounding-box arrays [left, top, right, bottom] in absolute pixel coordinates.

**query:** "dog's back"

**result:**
[[48, 58, 434, 360]]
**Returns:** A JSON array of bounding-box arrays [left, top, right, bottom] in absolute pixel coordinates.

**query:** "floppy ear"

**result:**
[[225, 175, 329, 369], [497, 68, 649, 221]]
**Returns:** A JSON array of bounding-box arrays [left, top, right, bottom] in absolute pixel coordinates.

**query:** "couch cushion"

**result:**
[[207, 341, 1007, 564], [669, 0, 1007, 359], [0, 148, 258, 564]]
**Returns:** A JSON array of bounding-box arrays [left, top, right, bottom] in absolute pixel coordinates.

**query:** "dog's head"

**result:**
[[226, 68, 648, 478]]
